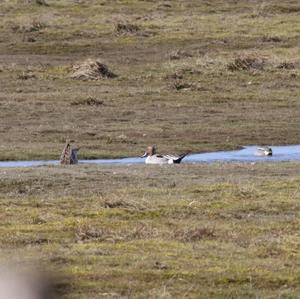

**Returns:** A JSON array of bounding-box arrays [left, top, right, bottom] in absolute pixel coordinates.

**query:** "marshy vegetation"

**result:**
[[0, 0, 300, 298]]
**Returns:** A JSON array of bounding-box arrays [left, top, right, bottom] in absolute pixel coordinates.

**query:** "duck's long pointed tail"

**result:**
[[173, 152, 189, 164]]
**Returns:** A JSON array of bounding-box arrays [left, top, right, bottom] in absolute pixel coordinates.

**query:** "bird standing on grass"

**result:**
[[60, 140, 79, 165]]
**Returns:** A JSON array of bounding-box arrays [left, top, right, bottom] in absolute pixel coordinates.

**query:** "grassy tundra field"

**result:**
[[0, 163, 300, 298], [0, 0, 300, 298]]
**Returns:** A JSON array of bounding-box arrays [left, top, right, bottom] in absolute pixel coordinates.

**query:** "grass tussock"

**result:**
[[261, 35, 283, 43], [227, 54, 266, 71], [277, 61, 296, 70], [171, 80, 195, 91], [169, 49, 193, 60], [103, 198, 145, 210], [173, 227, 216, 242], [114, 23, 140, 36], [12, 20, 46, 33], [34, 0, 49, 6], [70, 59, 117, 80], [17, 71, 37, 80], [70, 97, 104, 107], [75, 223, 156, 243]]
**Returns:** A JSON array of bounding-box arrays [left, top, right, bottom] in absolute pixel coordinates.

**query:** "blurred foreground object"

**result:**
[[0, 267, 57, 299]]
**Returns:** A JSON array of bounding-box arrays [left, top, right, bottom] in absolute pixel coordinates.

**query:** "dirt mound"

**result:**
[[227, 55, 266, 71], [70, 59, 117, 80]]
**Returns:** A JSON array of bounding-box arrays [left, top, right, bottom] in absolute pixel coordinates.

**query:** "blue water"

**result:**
[[185, 145, 300, 163], [1, 145, 300, 168]]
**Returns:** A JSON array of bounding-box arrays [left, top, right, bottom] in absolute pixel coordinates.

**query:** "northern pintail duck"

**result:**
[[60, 140, 80, 165], [141, 145, 188, 164], [255, 146, 272, 156]]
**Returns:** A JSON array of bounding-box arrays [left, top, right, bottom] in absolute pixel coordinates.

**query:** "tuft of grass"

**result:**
[[227, 54, 266, 71], [114, 23, 140, 36], [70, 97, 104, 107], [173, 227, 216, 242]]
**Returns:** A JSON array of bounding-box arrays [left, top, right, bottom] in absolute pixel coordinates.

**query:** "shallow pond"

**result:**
[[1, 145, 300, 168]]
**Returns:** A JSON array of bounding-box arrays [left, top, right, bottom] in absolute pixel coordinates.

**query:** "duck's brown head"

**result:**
[[141, 145, 156, 157]]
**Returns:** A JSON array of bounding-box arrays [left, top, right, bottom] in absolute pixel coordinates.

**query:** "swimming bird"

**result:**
[[141, 145, 188, 164], [255, 146, 272, 156]]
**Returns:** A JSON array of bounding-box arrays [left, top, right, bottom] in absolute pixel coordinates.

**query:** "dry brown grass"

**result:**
[[70, 59, 117, 80], [114, 23, 140, 36], [12, 20, 46, 33], [70, 97, 104, 106], [169, 49, 193, 60], [227, 55, 266, 71], [277, 61, 296, 70], [173, 227, 216, 242]]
